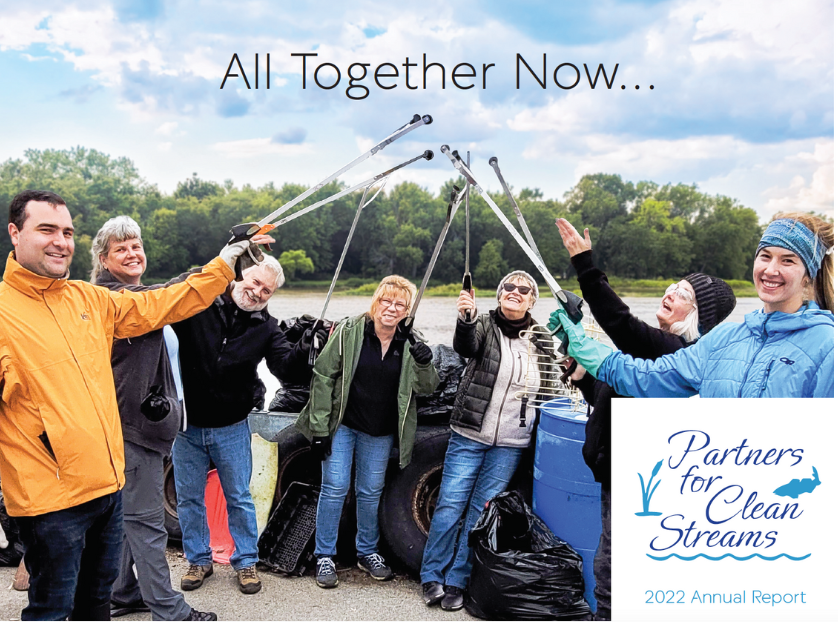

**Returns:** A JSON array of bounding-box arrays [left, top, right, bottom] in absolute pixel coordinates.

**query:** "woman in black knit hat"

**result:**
[[553, 218, 736, 621]]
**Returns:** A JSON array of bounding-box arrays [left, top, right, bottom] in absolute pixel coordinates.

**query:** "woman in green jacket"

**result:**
[[296, 275, 440, 589]]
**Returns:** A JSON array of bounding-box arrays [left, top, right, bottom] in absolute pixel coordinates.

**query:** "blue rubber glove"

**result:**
[[553, 307, 614, 376]]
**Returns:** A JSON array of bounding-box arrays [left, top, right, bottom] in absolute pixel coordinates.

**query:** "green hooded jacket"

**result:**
[[295, 314, 440, 468]]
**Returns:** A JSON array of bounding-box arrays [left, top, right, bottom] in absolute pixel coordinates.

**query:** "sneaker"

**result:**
[[236, 565, 262, 594], [315, 556, 339, 589], [181, 564, 213, 591], [184, 608, 218, 621], [110, 599, 150, 617], [422, 581, 445, 606], [357, 553, 394, 581], [441, 586, 464, 611]]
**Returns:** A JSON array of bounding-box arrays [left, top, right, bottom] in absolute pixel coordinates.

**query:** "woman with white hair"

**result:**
[[553, 218, 738, 621], [419, 270, 554, 612], [91, 216, 216, 621]]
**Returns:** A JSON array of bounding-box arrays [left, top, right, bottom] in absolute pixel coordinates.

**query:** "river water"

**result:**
[[258, 293, 764, 398]]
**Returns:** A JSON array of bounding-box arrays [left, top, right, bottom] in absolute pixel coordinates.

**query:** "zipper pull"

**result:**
[[519, 396, 528, 427]]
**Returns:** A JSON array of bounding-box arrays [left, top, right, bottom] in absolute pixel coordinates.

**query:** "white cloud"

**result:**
[[157, 142, 172, 152], [211, 138, 314, 159], [154, 122, 178, 136], [762, 141, 834, 217]]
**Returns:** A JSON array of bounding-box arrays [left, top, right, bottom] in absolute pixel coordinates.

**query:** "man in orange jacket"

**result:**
[[0, 190, 260, 621]]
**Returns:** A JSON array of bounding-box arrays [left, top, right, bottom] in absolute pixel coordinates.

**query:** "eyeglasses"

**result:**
[[379, 298, 408, 311], [665, 283, 694, 304], [502, 283, 532, 295]]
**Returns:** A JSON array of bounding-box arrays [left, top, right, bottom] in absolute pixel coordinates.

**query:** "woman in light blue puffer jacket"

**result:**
[[596, 212, 833, 398]]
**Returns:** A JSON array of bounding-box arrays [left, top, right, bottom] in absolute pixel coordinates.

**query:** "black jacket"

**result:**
[[571, 251, 688, 488], [96, 270, 182, 455], [172, 291, 310, 428]]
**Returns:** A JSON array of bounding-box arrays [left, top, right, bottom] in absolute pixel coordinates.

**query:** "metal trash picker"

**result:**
[[487, 155, 585, 327], [226, 113, 433, 278], [399, 184, 470, 344], [439, 146, 581, 310], [462, 151, 473, 322], [305, 150, 433, 364]]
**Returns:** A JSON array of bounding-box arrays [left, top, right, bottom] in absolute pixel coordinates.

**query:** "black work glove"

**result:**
[[302, 327, 329, 348], [141, 385, 171, 422], [310, 435, 332, 461], [410, 342, 433, 365]]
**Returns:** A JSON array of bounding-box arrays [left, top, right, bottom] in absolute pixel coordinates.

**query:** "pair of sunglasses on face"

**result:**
[[502, 283, 532, 295]]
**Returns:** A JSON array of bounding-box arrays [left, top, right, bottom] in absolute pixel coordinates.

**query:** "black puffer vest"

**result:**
[[451, 311, 554, 432]]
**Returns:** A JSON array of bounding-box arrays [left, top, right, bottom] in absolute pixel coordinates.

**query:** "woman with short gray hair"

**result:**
[[92, 216, 216, 621], [419, 270, 553, 612]]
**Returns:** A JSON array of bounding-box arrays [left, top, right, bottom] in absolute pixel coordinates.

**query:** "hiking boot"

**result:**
[[181, 564, 213, 591], [315, 556, 339, 588], [236, 566, 262, 594], [441, 586, 464, 611], [184, 609, 218, 621], [110, 599, 150, 617], [422, 581, 445, 605], [357, 553, 394, 581]]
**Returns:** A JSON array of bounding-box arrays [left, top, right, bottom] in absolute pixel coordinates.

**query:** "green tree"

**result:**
[[278, 249, 315, 280], [474, 239, 508, 288], [174, 173, 224, 201]]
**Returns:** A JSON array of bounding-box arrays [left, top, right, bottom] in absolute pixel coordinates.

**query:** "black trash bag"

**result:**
[[269, 315, 336, 413], [466, 491, 591, 621], [416, 344, 465, 424], [0, 490, 24, 567]]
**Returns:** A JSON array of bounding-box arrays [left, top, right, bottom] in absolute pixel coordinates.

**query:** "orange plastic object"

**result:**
[[206, 469, 235, 565], [256, 224, 276, 236]]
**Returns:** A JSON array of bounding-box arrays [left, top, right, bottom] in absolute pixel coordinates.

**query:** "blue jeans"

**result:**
[[15, 491, 123, 621], [172, 419, 259, 570], [420, 432, 523, 589], [315, 425, 394, 558]]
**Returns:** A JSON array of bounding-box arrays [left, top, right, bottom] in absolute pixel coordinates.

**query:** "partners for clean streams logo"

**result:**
[[635, 430, 819, 561]]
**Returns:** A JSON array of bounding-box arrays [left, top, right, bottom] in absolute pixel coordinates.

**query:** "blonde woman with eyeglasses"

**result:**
[[295, 275, 439, 589]]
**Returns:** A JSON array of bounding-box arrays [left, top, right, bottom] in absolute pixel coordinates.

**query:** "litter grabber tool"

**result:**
[[307, 183, 380, 365], [227, 113, 433, 275], [462, 151, 473, 322], [399, 184, 469, 344], [440, 146, 586, 328], [269, 150, 433, 229], [488, 155, 585, 326]]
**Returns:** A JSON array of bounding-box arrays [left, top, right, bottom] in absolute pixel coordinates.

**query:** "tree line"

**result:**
[[0, 147, 766, 287]]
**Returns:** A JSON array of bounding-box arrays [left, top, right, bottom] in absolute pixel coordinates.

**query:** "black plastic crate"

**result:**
[[258, 481, 319, 575]]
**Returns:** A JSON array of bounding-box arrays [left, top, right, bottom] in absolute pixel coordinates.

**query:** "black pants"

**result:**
[[593, 488, 611, 620], [15, 491, 123, 621]]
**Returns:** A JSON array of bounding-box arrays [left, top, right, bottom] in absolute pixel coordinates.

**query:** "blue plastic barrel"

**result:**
[[533, 397, 602, 611]]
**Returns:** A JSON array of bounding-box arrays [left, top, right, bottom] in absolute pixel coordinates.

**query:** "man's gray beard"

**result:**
[[231, 283, 269, 312]]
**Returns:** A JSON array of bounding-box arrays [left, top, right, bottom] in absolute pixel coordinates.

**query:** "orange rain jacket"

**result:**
[[0, 253, 235, 517]]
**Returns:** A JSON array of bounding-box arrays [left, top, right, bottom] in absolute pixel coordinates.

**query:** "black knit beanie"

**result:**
[[683, 273, 737, 335]]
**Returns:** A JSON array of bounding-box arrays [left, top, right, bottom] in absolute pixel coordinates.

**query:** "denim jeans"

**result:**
[[172, 419, 259, 570], [315, 425, 394, 558], [15, 491, 123, 621], [420, 431, 523, 589], [593, 488, 611, 620]]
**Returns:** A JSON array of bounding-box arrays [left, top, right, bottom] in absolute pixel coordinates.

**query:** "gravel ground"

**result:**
[[0, 548, 476, 621]]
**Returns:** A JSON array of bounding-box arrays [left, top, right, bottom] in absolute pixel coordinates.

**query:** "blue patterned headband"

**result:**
[[756, 219, 829, 278]]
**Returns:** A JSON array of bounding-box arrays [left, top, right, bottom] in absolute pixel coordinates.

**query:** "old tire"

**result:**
[[379, 427, 451, 574], [163, 456, 182, 542]]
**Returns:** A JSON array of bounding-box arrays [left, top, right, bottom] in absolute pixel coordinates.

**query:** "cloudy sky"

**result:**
[[1, 0, 833, 221]]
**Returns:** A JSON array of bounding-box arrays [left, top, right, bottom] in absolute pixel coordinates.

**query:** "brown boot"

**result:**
[[236, 566, 262, 594], [181, 564, 213, 591]]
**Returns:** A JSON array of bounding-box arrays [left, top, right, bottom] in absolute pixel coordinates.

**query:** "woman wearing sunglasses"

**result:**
[[581, 212, 834, 398], [295, 275, 439, 590], [554, 218, 737, 620], [419, 271, 554, 612]]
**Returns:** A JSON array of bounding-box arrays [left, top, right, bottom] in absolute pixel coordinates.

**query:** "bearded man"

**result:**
[[169, 257, 312, 595]]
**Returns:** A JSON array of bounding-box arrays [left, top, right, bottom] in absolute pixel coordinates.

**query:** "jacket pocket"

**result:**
[[38, 431, 57, 462]]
